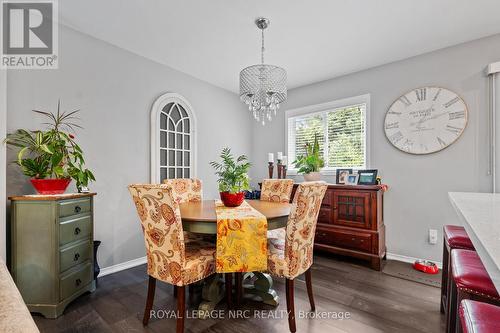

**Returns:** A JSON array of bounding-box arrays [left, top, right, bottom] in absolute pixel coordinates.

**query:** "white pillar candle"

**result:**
[[268, 153, 274, 163], [282, 156, 288, 165], [277, 152, 283, 160]]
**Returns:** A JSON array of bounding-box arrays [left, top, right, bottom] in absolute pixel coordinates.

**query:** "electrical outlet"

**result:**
[[429, 229, 438, 245]]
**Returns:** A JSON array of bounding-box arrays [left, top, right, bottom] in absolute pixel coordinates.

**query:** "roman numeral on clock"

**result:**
[[446, 125, 462, 135], [449, 110, 465, 120], [387, 110, 402, 115], [437, 136, 447, 147], [444, 97, 460, 108], [399, 96, 412, 107], [415, 88, 426, 102], [389, 131, 403, 144], [385, 121, 399, 129], [432, 88, 442, 101]]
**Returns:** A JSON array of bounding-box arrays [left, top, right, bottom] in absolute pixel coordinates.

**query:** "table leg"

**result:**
[[242, 272, 279, 306], [198, 274, 224, 319]]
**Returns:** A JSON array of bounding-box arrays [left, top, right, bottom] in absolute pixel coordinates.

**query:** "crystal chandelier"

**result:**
[[240, 18, 287, 125]]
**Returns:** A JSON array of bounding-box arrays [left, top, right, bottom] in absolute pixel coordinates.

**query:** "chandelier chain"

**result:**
[[261, 29, 265, 64]]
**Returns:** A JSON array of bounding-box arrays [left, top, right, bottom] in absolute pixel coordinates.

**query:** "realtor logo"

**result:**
[[1, 0, 58, 69]]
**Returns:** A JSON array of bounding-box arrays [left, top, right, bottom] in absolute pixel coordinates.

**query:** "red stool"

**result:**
[[459, 300, 500, 333], [447, 249, 500, 333], [441, 225, 475, 314]]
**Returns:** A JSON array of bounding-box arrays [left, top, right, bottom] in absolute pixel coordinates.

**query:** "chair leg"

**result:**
[[143, 276, 156, 326], [176, 286, 185, 333], [305, 268, 315, 311], [285, 279, 296, 333], [235, 272, 243, 305], [225, 273, 233, 309]]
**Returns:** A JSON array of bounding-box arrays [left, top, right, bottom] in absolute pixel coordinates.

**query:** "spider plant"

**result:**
[[210, 147, 251, 193], [4, 101, 95, 189]]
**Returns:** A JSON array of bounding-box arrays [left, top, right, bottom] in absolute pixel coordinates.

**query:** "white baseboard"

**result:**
[[99, 256, 147, 277], [386, 252, 442, 269]]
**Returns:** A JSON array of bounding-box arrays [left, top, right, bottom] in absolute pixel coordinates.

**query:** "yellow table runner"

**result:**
[[215, 200, 268, 273]]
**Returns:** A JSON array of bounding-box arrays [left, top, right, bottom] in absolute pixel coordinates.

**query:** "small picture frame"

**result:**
[[357, 169, 378, 185], [336, 168, 353, 184], [345, 174, 359, 185]]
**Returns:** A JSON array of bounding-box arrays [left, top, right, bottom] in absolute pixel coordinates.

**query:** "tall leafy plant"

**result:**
[[210, 147, 251, 193], [4, 102, 95, 188], [292, 132, 325, 174]]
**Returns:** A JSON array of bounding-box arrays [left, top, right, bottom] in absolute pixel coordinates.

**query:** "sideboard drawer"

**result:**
[[58, 198, 91, 218], [60, 239, 91, 273], [60, 215, 92, 246], [60, 262, 92, 301], [318, 207, 332, 224], [315, 228, 372, 253]]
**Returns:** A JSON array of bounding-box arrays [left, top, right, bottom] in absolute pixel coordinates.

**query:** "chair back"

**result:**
[[163, 178, 202, 203], [284, 181, 327, 278], [261, 179, 294, 203], [128, 184, 186, 284]]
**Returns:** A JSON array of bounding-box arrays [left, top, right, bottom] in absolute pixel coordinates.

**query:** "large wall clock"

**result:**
[[384, 87, 468, 154]]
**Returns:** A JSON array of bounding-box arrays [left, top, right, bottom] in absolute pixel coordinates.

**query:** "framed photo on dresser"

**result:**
[[336, 168, 353, 184], [357, 169, 378, 185]]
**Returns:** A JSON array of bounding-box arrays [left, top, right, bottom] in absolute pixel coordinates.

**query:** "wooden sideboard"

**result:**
[[292, 184, 386, 270], [8, 193, 96, 318]]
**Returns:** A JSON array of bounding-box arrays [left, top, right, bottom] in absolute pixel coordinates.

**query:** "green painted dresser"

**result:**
[[9, 193, 97, 318]]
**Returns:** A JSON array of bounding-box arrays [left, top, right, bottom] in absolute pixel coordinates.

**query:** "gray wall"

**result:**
[[6, 26, 252, 268], [251, 33, 500, 262]]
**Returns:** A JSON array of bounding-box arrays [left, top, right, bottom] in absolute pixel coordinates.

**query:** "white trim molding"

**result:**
[[98, 256, 147, 277], [284, 94, 371, 176], [150, 92, 197, 183], [386, 252, 442, 269]]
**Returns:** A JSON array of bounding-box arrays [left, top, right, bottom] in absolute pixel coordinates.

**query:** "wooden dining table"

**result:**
[[179, 199, 291, 316]]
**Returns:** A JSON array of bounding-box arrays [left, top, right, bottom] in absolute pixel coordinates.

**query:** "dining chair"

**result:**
[[267, 181, 328, 333], [261, 179, 294, 241], [162, 178, 203, 203], [128, 184, 224, 333]]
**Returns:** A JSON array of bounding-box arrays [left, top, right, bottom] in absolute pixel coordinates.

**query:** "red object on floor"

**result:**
[[30, 178, 71, 194], [444, 225, 475, 250], [459, 300, 500, 333], [219, 191, 245, 207], [413, 260, 439, 274]]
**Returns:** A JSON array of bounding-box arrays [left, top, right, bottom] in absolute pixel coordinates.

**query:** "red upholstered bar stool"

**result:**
[[441, 225, 475, 314], [459, 300, 500, 333], [446, 249, 500, 333]]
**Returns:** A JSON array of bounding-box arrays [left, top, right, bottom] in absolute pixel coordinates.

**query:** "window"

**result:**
[[286, 94, 369, 173], [151, 93, 196, 182]]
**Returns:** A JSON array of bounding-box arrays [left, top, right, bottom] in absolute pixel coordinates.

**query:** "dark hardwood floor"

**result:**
[[33, 255, 445, 333]]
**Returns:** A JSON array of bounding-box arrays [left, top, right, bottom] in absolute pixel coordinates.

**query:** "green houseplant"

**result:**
[[292, 132, 325, 181], [4, 102, 95, 194], [210, 147, 251, 207]]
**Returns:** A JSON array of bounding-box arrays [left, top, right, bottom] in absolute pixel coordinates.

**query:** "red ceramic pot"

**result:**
[[220, 191, 245, 207], [30, 178, 71, 195]]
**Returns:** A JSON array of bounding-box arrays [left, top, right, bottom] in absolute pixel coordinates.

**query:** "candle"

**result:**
[[268, 153, 274, 163], [277, 152, 283, 160], [282, 156, 287, 165]]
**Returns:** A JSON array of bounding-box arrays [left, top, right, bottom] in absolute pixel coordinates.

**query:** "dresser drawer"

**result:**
[[315, 228, 372, 253], [58, 198, 91, 218], [318, 207, 332, 224], [60, 262, 92, 301], [60, 239, 92, 272], [60, 215, 92, 246]]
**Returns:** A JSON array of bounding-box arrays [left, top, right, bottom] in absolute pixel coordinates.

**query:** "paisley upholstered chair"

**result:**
[[262, 179, 294, 240], [128, 184, 218, 333], [267, 181, 328, 333], [260, 179, 294, 203], [162, 178, 203, 203]]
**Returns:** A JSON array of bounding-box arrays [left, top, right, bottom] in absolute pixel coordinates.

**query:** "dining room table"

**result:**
[[179, 199, 291, 316]]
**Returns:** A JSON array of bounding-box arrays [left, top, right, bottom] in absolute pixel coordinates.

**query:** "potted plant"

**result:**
[[210, 147, 251, 207], [4, 102, 95, 194], [292, 132, 325, 181]]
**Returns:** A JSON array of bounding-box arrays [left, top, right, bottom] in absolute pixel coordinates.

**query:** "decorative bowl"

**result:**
[[220, 191, 245, 207], [30, 178, 71, 195]]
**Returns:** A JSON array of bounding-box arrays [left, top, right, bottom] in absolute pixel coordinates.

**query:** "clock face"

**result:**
[[384, 87, 468, 154]]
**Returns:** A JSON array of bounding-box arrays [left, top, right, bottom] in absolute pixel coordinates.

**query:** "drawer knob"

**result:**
[[74, 253, 80, 261], [75, 278, 82, 287], [74, 227, 81, 235], [74, 206, 82, 213]]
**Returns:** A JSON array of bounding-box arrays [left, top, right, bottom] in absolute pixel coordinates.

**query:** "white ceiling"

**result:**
[[60, 0, 500, 93]]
